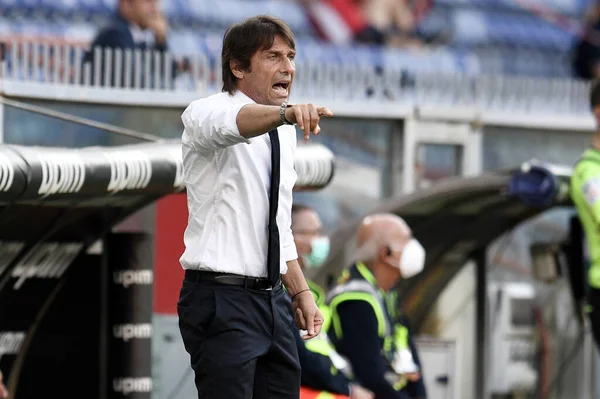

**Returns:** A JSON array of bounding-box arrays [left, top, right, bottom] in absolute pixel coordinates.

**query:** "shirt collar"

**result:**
[[129, 24, 154, 47], [231, 89, 256, 105]]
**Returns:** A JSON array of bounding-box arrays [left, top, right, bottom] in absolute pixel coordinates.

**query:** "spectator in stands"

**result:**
[[291, 204, 374, 399], [573, 1, 600, 79], [0, 370, 8, 399], [83, 0, 180, 88], [302, 0, 422, 47], [300, 0, 385, 45], [360, 0, 422, 48]]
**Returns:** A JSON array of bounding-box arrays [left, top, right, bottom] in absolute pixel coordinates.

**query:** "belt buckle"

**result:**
[[254, 277, 272, 291]]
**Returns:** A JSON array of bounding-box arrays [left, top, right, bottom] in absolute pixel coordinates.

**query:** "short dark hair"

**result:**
[[591, 79, 600, 109], [221, 15, 296, 95]]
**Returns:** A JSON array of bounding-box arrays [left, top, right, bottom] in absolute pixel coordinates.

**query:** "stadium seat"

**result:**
[[0, 0, 586, 80]]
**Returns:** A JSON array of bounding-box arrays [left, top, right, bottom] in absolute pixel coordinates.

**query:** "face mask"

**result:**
[[389, 239, 426, 278], [302, 236, 330, 269]]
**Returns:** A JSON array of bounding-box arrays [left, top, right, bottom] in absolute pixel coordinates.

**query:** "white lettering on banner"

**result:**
[[11, 243, 83, 290], [105, 151, 152, 193], [166, 147, 184, 189], [0, 153, 15, 192], [0, 331, 25, 361], [113, 270, 153, 288], [294, 158, 332, 187], [0, 242, 25, 277], [113, 377, 153, 395], [293, 145, 334, 187], [38, 152, 86, 197], [113, 323, 153, 341]]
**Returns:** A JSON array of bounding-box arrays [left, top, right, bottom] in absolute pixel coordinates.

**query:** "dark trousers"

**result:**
[[177, 274, 301, 399], [588, 287, 600, 349]]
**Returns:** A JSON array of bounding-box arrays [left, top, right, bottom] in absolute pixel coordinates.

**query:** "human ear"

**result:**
[[230, 60, 244, 79]]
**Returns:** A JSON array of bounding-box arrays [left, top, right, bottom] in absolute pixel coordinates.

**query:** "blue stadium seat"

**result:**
[[62, 22, 97, 43], [452, 9, 489, 46], [39, 0, 82, 20], [0, 0, 580, 79], [263, 1, 313, 36], [1, 0, 39, 19], [76, 0, 114, 21]]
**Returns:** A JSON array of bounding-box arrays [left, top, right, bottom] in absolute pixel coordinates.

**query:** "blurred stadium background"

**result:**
[[0, 0, 598, 398]]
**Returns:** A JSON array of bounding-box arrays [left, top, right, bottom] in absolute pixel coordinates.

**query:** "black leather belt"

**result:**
[[185, 270, 281, 290]]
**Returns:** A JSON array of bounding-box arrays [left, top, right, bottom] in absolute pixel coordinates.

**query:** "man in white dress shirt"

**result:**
[[177, 15, 334, 399]]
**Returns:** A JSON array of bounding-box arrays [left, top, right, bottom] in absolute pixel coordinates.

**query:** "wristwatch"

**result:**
[[280, 101, 294, 125]]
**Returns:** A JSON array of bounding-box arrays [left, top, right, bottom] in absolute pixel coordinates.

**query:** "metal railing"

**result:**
[[0, 40, 593, 125]]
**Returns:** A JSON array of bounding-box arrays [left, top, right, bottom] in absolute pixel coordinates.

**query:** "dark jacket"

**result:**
[[82, 13, 176, 88], [328, 264, 411, 399]]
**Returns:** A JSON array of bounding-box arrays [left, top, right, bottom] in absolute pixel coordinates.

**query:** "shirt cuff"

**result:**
[[282, 241, 298, 262]]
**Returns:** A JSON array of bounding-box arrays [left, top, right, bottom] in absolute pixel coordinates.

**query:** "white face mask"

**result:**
[[390, 239, 426, 278]]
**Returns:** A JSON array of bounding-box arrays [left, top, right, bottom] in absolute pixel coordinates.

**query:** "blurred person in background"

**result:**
[[573, 0, 600, 79], [291, 204, 374, 399], [300, 0, 385, 45], [301, 0, 425, 47], [177, 15, 333, 399], [83, 0, 181, 87], [0, 370, 7, 399], [326, 214, 426, 399], [571, 79, 600, 350], [360, 0, 423, 48]]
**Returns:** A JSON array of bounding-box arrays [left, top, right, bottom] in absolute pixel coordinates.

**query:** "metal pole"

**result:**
[[475, 248, 487, 399]]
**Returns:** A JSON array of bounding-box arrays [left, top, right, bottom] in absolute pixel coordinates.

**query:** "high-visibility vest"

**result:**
[[300, 386, 349, 399], [326, 263, 408, 391], [385, 290, 419, 379]]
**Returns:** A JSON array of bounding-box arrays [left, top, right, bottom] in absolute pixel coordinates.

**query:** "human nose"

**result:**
[[281, 57, 295, 74]]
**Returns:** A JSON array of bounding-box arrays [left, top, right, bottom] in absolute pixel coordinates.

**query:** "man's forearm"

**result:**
[[236, 104, 283, 138], [282, 259, 310, 297]]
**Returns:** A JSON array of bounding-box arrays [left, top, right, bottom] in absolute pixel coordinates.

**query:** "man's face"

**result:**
[[234, 35, 296, 106], [292, 209, 323, 258], [126, 0, 159, 29]]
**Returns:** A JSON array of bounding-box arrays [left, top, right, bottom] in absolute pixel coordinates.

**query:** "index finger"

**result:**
[[317, 107, 333, 117], [295, 308, 306, 330]]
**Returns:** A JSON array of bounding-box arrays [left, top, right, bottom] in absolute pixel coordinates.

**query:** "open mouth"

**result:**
[[272, 81, 290, 96]]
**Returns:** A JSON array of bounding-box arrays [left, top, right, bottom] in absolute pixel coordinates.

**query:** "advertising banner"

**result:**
[[105, 233, 153, 399], [0, 241, 84, 390]]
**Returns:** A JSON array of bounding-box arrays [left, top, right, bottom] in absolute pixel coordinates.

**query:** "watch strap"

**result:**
[[280, 101, 293, 125]]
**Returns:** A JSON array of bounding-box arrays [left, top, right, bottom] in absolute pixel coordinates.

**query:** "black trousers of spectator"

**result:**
[[177, 271, 301, 399]]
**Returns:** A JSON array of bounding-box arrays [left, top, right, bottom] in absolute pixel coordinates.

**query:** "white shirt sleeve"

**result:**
[[282, 227, 299, 262], [281, 133, 298, 263], [181, 95, 251, 152]]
